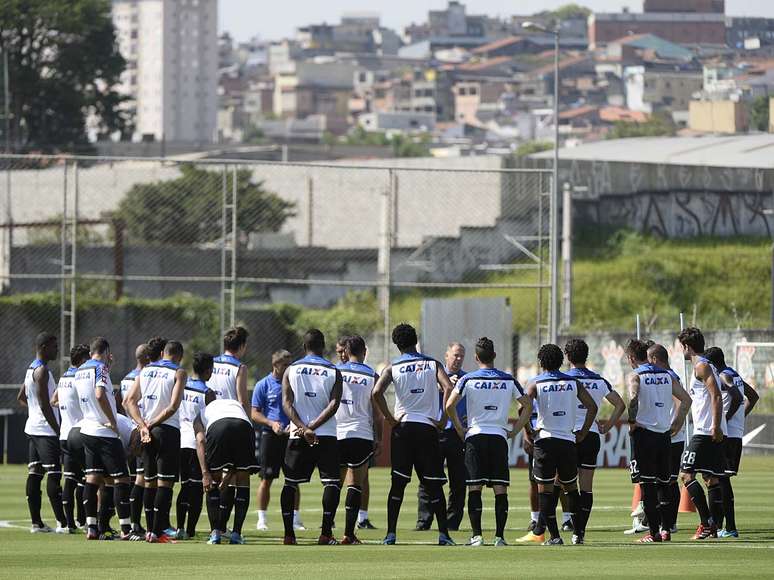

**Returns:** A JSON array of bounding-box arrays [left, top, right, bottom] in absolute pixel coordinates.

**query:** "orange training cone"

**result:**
[[679, 485, 696, 513]]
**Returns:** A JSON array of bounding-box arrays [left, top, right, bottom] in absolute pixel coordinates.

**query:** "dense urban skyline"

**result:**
[[220, 0, 774, 42]]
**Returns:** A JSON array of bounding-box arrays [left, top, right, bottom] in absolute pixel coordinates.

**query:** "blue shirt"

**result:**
[[443, 368, 467, 429], [251, 372, 289, 429]]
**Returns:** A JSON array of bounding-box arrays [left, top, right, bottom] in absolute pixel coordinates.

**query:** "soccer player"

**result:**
[[524, 406, 540, 531], [280, 329, 343, 545], [125, 340, 186, 543], [17, 332, 65, 533], [252, 350, 304, 532], [704, 346, 759, 538], [73, 337, 133, 540], [176, 352, 213, 540], [562, 338, 626, 544], [626, 339, 691, 543], [516, 344, 596, 546], [446, 337, 531, 547], [51, 343, 90, 532], [336, 335, 381, 545], [209, 326, 250, 414], [678, 327, 727, 540], [372, 323, 456, 546], [199, 397, 257, 545], [647, 343, 686, 535], [417, 342, 467, 532], [117, 344, 151, 414]]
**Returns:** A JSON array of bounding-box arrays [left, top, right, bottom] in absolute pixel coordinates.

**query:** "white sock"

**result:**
[[530, 511, 539, 522], [358, 510, 368, 522], [293, 510, 301, 522], [562, 512, 572, 523], [257, 510, 267, 523]]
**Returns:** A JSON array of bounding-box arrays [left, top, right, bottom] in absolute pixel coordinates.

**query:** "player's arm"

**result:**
[[281, 369, 304, 430], [115, 387, 126, 415], [669, 376, 692, 436], [50, 388, 59, 407], [697, 361, 723, 442], [148, 368, 187, 430], [575, 382, 597, 443], [236, 364, 249, 415], [36, 365, 60, 435], [522, 380, 538, 451], [743, 380, 759, 416], [307, 369, 342, 431], [721, 373, 743, 422], [372, 393, 384, 456], [17, 383, 27, 406], [626, 372, 641, 430], [192, 415, 212, 491], [372, 365, 398, 427], [600, 385, 625, 434], [445, 385, 465, 440], [95, 376, 118, 435], [512, 386, 533, 435], [435, 365, 453, 430], [124, 375, 145, 430], [250, 383, 275, 430]]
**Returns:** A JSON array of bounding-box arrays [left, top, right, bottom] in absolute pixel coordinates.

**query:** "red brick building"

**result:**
[[589, 12, 726, 47]]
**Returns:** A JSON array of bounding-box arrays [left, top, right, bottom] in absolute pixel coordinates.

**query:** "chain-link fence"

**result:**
[[0, 154, 554, 382]]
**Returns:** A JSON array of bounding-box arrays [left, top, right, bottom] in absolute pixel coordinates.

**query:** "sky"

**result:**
[[219, 0, 774, 42]]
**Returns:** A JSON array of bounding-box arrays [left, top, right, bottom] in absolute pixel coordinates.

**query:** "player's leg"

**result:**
[[62, 441, 80, 531], [463, 434, 485, 544], [184, 451, 204, 539], [414, 424, 452, 544], [101, 436, 132, 539], [357, 461, 373, 529], [342, 464, 367, 543], [667, 441, 683, 533], [150, 426, 180, 540], [227, 418, 257, 544], [557, 441, 580, 543], [415, 482, 433, 530], [38, 436, 66, 531], [257, 430, 283, 530], [280, 437, 314, 543], [576, 468, 594, 539], [80, 433, 106, 539], [205, 470, 224, 543], [527, 452, 539, 530], [230, 471, 250, 542], [487, 433, 511, 545], [26, 437, 47, 531], [176, 449, 193, 537], [680, 436, 715, 537], [318, 437, 342, 543], [704, 473, 724, 530], [98, 483, 115, 535], [385, 424, 412, 542], [141, 440, 158, 534], [719, 437, 741, 536], [444, 429, 466, 531]]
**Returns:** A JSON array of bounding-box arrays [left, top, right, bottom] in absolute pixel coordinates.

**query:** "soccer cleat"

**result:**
[[515, 531, 545, 544], [466, 535, 484, 547], [624, 520, 649, 535], [493, 537, 508, 547], [438, 533, 456, 546], [175, 529, 189, 540], [127, 531, 145, 541], [30, 523, 53, 534], [256, 521, 269, 531], [543, 537, 564, 546], [86, 528, 99, 541], [66, 527, 78, 534], [317, 534, 338, 545], [692, 524, 717, 540], [98, 532, 114, 541], [282, 535, 297, 545], [132, 525, 147, 536], [206, 532, 221, 545], [55, 526, 70, 534], [561, 520, 574, 532], [357, 518, 377, 530], [527, 520, 537, 532], [341, 535, 362, 545], [718, 529, 739, 538], [571, 534, 584, 545], [146, 532, 159, 543], [670, 525, 678, 533], [660, 530, 671, 542], [636, 534, 662, 543], [229, 531, 245, 545], [162, 528, 178, 539], [414, 523, 432, 531], [293, 518, 306, 531], [382, 533, 397, 545]]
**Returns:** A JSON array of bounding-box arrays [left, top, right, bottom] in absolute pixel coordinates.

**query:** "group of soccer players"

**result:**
[[18, 321, 758, 546]]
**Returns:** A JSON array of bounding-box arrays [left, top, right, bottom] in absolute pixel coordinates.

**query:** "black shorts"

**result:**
[[723, 437, 743, 477], [259, 430, 288, 480], [577, 432, 601, 470], [283, 435, 340, 484], [391, 422, 446, 485], [206, 418, 258, 472], [179, 448, 203, 483], [142, 424, 180, 482], [128, 455, 143, 478], [464, 434, 510, 486], [670, 441, 685, 481], [629, 428, 671, 484], [81, 433, 129, 478], [532, 437, 577, 485], [681, 435, 726, 477], [27, 435, 61, 473], [63, 428, 85, 480], [338, 437, 374, 468]]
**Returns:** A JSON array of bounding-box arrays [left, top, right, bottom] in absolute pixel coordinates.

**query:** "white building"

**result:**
[[112, 0, 218, 143]]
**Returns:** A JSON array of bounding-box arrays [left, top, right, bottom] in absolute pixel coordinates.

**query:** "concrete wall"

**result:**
[[689, 100, 749, 133]]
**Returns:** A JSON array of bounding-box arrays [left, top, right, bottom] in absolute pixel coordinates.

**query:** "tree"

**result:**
[[606, 112, 676, 140], [533, 3, 592, 26], [0, 0, 131, 151], [514, 140, 553, 158], [749, 96, 770, 132], [117, 165, 296, 245]]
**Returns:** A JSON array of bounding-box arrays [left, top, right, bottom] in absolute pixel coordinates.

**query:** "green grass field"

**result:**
[[1, 460, 772, 579]]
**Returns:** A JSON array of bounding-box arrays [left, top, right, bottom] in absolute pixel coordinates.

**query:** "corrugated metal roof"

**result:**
[[531, 134, 774, 168]]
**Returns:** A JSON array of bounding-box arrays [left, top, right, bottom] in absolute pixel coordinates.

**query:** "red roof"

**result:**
[[599, 106, 650, 123], [471, 36, 524, 55], [559, 105, 598, 120], [531, 55, 589, 76]]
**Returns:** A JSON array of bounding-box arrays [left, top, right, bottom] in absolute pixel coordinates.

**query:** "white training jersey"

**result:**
[[208, 354, 242, 401], [120, 368, 140, 412], [721, 367, 745, 439], [392, 353, 441, 427], [203, 398, 251, 433], [57, 366, 82, 441], [75, 359, 118, 439], [566, 367, 613, 434], [180, 378, 208, 449], [116, 414, 135, 453], [455, 368, 524, 440], [23, 359, 59, 437], [532, 371, 578, 443], [633, 363, 673, 433], [667, 369, 687, 444], [139, 360, 181, 430], [287, 354, 339, 438], [689, 356, 727, 437], [336, 361, 377, 441]]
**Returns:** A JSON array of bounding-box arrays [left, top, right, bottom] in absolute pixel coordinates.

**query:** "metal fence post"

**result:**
[[561, 181, 572, 330], [307, 176, 313, 246], [230, 164, 237, 326], [59, 160, 67, 374], [220, 164, 228, 336], [378, 170, 394, 363]]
